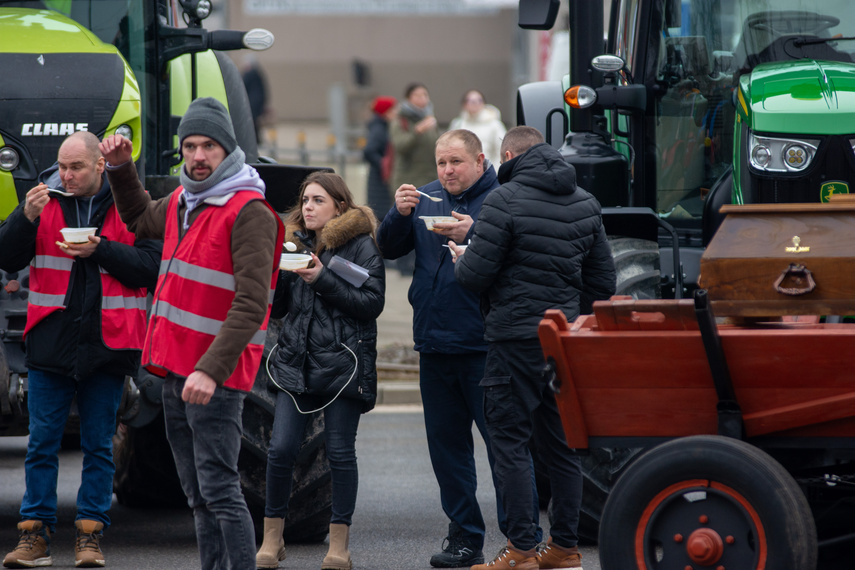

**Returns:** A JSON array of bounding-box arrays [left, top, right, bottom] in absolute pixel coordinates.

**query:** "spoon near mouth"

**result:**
[[48, 188, 74, 197], [416, 190, 443, 202]]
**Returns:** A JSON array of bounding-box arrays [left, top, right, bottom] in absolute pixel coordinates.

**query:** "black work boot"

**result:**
[[429, 521, 484, 568]]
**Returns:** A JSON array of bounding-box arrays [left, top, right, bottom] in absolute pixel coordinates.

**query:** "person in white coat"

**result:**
[[449, 89, 507, 170]]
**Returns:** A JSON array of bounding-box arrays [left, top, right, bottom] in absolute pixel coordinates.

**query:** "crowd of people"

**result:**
[[0, 84, 615, 570]]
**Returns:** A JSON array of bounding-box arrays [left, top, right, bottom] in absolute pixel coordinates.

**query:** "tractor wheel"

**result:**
[[598, 435, 817, 570], [112, 415, 186, 508], [215, 51, 259, 164], [577, 447, 641, 544], [531, 444, 640, 544], [241, 317, 332, 543], [113, 321, 333, 544], [608, 236, 660, 299]]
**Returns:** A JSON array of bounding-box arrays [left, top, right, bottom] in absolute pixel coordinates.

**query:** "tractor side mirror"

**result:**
[[519, 0, 560, 30]]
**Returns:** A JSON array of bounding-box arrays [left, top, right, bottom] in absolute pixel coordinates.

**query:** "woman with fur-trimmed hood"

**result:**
[[257, 172, 385, 570]]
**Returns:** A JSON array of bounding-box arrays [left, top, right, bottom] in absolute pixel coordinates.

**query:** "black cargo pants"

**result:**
[[481, 338, 582, 551]]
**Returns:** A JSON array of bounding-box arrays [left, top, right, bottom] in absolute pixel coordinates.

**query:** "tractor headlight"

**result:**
[[751, 144, 771, 168], [0, 147, 19, 171], [782, 143, 810, 171], [749, 133, 819, 173], [114, 124, 133, 141], [195, 0, 211, 19], [179, 0, 211, 22]]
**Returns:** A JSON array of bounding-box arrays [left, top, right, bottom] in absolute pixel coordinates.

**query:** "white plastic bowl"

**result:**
[[419, 216, 457, 231], [60, 227, 97, 243], [280, 253, 312, 271]]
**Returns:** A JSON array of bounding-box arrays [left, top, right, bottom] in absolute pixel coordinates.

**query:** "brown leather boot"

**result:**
[[74, 519, 105, 568], [321, 523, 352, 570], [536, 537, 583, 568], [256, 517, 286, 569], [470, 541, 538, 570], [3, 520, 52, 568]]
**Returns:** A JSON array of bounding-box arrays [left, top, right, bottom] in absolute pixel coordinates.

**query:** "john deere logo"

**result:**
[[821, 181, 849, 202]]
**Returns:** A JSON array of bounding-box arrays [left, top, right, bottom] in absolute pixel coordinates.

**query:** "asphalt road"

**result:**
[[0, 407, 601, 570]]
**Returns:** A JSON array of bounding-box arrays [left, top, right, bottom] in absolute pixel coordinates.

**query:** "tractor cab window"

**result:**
[[650, 0, 738, 224]]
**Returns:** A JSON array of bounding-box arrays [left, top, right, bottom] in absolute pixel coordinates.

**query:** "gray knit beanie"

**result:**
[[178, 97, 238, 154]]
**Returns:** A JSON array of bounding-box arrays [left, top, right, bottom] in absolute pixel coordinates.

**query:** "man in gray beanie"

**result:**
[[99, 97, 284, 570]]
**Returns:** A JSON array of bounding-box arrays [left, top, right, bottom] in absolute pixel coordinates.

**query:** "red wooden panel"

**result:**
[[542, 297, 855, 445]]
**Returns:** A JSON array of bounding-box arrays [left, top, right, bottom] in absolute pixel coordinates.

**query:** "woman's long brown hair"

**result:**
[[285, 171, 360, 254]]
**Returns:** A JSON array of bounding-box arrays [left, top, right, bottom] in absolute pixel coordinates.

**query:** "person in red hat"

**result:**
[[363, 96, 398, 218]]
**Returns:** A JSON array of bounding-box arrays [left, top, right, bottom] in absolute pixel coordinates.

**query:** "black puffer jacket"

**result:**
[[454, 143, 616, 342], [269, 206, 385, 412]]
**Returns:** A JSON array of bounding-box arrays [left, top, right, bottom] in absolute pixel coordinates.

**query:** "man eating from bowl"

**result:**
[[0, 131, 161, 568], [377, 129, 541, 568]]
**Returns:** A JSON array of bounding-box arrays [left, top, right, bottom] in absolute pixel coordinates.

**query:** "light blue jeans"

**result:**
[[163, 374, 255, 570], [21, 369, 124, 532]]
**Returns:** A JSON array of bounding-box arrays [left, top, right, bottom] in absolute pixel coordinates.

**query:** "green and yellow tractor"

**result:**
[[0, 0, 330, 543]]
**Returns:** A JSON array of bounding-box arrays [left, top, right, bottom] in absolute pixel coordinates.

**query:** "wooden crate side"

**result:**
[[539, 312, 589, 449]]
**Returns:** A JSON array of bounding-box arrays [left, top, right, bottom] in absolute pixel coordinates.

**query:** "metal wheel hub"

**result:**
[[686, 527, 724, 565], [638, 481, 763, 569]]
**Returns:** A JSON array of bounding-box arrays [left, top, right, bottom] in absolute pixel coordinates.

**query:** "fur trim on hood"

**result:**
[[285, 205, 377, 252]]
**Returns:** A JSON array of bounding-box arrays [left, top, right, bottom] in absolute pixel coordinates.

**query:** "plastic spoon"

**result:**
[[416, 190, 442, 202], [48, 188, 74, 197]]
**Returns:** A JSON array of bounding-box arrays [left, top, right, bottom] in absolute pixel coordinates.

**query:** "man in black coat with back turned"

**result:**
[[453, 126, 616, 570]]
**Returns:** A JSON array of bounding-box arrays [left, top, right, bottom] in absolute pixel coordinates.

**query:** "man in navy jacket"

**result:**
[[378, 129, 505, 568]]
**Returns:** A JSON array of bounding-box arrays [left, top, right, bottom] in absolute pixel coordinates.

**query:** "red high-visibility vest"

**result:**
[[144, 188, 284, 391], [25, 199, 147, 350]]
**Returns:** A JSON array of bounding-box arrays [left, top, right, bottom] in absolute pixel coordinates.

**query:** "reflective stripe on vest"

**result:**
[[25, 199, 148, 350], [143, 188, 284, 391]]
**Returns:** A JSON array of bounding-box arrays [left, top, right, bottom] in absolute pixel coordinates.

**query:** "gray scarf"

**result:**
[[399, 100, 434, 122]]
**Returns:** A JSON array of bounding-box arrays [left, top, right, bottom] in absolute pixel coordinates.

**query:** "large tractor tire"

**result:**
[[599, 435, 817, 569], [608, 236, 661, 299], [240, 318, 332, 543], [113, 320, 333, 544], [533, 443, 641, 544]]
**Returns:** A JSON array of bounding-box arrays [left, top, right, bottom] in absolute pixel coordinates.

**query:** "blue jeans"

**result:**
[[163, 375, 255, 570], [482, 340, 582, 551], [21, 369, 124, 532], [265, 392, 362, 525]]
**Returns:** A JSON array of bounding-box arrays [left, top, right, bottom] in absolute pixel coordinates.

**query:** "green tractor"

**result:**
[[519, 0, 855, 299], [0, 0, 331, 543], [517, 0, 855, 546]]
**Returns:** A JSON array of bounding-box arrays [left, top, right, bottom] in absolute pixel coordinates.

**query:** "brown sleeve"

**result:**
[[105, 161, 170, 239], [194, 200, 280, 385]]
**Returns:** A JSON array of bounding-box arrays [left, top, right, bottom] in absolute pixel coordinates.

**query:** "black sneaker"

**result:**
[[429, 523, 484, 568]]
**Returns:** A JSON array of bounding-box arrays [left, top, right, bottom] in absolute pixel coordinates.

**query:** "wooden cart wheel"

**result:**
[[599, 435, 817, 570]]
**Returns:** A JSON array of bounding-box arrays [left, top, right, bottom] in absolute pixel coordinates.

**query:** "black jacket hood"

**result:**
[[497, 142, 577, 196]]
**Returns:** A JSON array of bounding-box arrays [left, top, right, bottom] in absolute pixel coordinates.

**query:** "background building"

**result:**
[[224, 0, 527, 127]]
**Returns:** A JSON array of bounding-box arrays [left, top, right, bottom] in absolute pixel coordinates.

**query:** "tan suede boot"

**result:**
[[321, 523, 352, 570], [256, 517, 287, 569], [74, 519, 105, 568], [3, 520, 52, 568]]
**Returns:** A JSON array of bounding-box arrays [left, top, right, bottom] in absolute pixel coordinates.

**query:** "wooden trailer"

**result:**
[[538, 202, 855, 569]]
